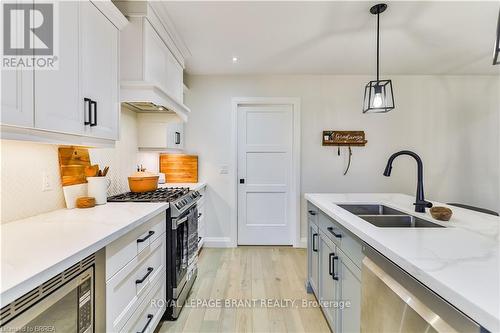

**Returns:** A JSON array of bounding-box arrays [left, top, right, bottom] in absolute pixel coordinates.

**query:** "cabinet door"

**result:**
[[319, 232, 339, 329], [35, 1, 82, 134], [308, 221, 319, 295], [80, 1, 119, 140], [1, 1, 34, 127], [338, 248, 361, 333]]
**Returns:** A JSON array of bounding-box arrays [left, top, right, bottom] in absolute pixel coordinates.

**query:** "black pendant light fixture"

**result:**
[[493, 8, 500, 65], [363, 3, 395, 113]]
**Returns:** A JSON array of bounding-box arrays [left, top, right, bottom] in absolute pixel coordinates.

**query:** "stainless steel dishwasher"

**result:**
[[362, 246, 481, 333]]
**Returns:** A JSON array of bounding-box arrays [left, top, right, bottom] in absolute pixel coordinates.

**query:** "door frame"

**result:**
[[231, 97, 301, 247]]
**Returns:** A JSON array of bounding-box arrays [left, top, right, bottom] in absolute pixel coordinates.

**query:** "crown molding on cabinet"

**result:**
[[91, 0, 128, 30]]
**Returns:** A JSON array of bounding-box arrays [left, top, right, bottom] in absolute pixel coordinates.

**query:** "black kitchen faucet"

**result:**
[[383, 150, 433, 213]]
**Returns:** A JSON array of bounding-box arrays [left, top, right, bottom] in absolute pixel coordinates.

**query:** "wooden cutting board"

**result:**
[[160, 154, 198, 183], [58, 146, 91, 186]]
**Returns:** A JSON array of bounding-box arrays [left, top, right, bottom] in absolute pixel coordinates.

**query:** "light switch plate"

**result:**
[[219, 165, 229, 174]]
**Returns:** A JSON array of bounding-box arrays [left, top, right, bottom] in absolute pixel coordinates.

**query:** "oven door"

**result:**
[[173, 212, 190, 293], [1, 267, 94, 333]]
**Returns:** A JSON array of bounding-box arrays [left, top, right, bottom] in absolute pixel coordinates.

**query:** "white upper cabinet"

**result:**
[[1, 0, 34, 128], [80, 1, 119, 140], [34, 1, 81, 135], [137, 113, 184, 151], [1, 0, 126, 144], [1, 67, 34, 128]]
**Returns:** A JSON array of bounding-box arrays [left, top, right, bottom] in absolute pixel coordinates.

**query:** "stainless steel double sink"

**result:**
[[337, 204, 444, 228]]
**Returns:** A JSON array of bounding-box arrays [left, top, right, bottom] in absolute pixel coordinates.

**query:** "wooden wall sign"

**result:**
[[322, 131, 367, 146]]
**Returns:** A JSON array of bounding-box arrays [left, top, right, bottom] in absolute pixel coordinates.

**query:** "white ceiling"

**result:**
[[161, 1, 500, 75]]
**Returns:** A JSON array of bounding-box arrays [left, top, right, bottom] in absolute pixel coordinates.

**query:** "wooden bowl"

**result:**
[[430, 206, 453, 221], [76, 197, 96, 209]]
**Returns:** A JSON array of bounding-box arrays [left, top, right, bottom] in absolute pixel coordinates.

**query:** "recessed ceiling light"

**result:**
[[232, 57, 238, 63]]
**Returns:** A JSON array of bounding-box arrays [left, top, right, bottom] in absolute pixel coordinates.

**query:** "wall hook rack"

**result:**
[[322, 131, 367, 175]]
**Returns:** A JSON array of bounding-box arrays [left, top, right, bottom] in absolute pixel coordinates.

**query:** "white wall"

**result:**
[[184, 75, 500, 244]]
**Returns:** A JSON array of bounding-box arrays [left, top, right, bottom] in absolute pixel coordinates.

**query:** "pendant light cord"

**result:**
[[376, 9, 380, 82]]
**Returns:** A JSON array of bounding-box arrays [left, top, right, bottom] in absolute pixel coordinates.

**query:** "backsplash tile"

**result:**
[[0, 141, 66, 223], [1, 108, 144, 223]]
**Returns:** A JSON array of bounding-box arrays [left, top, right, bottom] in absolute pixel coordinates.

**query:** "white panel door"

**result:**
[[237, 104, 293, 245], [35, 1, 82, 134]]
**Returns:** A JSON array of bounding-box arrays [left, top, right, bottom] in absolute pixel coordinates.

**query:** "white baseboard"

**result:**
[[203, 237, 234, 248], [295, 237, 307, 248]]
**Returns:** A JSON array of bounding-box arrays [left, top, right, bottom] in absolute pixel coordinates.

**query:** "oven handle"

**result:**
[[172, 215, 189, 230]]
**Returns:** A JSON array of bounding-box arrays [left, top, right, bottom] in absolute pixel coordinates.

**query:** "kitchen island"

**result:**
[[305, 193, 499, 333]]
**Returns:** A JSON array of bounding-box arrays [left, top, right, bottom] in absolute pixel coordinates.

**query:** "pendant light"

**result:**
[[363, 3, 395, 113], [494, 8, 500, 65]]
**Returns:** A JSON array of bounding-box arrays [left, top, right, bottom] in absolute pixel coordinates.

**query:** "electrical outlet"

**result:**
[[42, 172, 53, 191]]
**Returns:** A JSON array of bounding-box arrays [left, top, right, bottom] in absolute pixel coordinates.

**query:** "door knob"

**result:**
[[239, 179, 245, 184]]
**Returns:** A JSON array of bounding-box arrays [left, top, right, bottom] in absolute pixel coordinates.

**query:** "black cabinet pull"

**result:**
[[175, 131, 181, 144], [308, 210, 317, 216], [137, 230, 154, 243], [327, 227, 342, 238], [136, 314, 154, 333], [332, 254, 339, 281], [198, 213, 202, 218], [90, 100, 97, 126], [135, 267, 154, 284], [239, 179, 245, 184], [328, 253, 334, 276], [312, 233, 318, 252], [84, 98, 91, 125]]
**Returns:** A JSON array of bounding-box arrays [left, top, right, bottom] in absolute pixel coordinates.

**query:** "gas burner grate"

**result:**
[[107, 187, 190, 202]]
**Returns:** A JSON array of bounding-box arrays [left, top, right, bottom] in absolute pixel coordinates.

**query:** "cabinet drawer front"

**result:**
[[319, 212, 363, 268], [307, 202, 319, 225], [121, 273, 166, 333], [106, 234, 165, 332], [106, 211, 166, 279]]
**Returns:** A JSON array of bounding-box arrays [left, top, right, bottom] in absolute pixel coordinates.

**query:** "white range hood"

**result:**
[[116, 1, 191, 121], [120, 82, 190, 122]]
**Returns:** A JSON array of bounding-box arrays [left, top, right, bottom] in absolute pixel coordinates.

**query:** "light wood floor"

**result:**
[[158, 246, 330, 333]]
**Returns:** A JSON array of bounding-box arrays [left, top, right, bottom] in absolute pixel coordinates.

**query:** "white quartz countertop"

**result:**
[[304, 193, 500, 332], [159, 182, 207, 191], [0, 202, 168, 307]]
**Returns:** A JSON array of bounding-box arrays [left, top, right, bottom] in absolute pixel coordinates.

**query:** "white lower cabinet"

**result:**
[[338, 248, 361, 333], [106, 211, 166, 333], [307, 202, 362, 333], [307, 219, 319, 294], [318, 232, 338, 329], [120, 274, 166, 333]]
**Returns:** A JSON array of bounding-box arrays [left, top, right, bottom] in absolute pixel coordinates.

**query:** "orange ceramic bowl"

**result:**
[[128, 175, 159, 193]]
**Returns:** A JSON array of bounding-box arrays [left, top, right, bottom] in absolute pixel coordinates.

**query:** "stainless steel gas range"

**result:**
[[108, 187, 201, 320]]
